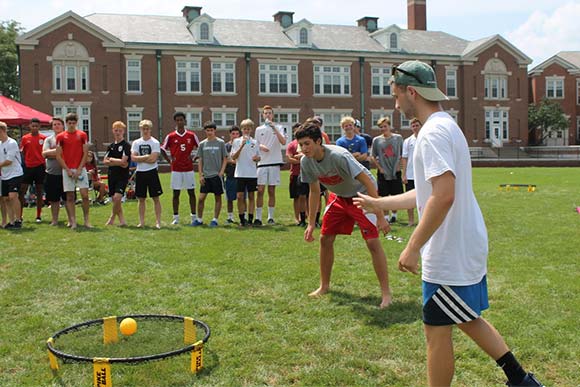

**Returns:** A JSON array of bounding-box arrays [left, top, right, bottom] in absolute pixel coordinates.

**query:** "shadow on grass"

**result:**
[[329, 290, 422, 327]]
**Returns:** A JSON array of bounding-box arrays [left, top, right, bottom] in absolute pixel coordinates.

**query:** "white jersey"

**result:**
[[255, 123, 285, 166], [0, 137, 23, 180], [414, 111, 488, 286], [402, 134, 417, 180], [131, 137, 160, 172], [231, 137, 260, 178]]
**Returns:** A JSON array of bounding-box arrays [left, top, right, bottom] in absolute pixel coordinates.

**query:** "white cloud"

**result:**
[[507, 2, 580, 67]]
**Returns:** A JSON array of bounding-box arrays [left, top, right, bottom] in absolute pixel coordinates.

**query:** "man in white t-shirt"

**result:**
[[131, 119, 163, 229], [401, 118, 420, 226], [254, 105, 286, 225], [0, 121, 24, 229], [354, 61, 543, 387]]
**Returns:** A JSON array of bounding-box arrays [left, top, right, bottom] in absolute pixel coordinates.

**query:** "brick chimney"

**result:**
[[357, 17, 379, 33], [182, 6, 202, 23], [273, 11, 294, 28], [407, 0, 426, 31]]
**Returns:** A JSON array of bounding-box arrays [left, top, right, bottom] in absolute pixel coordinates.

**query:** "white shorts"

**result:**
[[62, 168, 89, 192], [171, 171, 196, 190], [257, 166, 281, 186]]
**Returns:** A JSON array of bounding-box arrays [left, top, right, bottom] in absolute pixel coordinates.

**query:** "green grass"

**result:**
[[0, 168, 579, 386]]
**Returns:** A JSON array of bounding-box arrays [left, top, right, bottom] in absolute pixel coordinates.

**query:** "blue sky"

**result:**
[[4, 0, 580, 67]]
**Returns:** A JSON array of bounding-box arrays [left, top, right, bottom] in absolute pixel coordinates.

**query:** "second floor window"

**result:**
[[126, 59, 141, 92], [259, 64, 298, 95], [176, 61, 201, 93], [371, 66, 391, 96], [546, 77, 564, 99], [314, 65, 351, 96], [484, 75, 507, 99], [446, 69, 457, 98], [53, 63, 89, 92], [212, 62, 235, 93]]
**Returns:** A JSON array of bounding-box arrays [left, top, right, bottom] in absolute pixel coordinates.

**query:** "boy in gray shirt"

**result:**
[[297, 122, 392, 309], [193, 121, 228, 227]]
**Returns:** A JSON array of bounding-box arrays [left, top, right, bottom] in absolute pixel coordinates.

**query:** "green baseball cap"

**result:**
[[390, 60, 449, 102]]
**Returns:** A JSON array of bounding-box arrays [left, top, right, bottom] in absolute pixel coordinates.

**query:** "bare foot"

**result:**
[[105, 218, 115, 226], [118, 223, 127, 227], [308, 286, 329, 298], [155, 223, 161, 229], [379, 293, 393, 309], [70, 223, 77, 230], [50, 222, 58, 226], [84, 223, 93, 229], [136, 223, 143, 228]]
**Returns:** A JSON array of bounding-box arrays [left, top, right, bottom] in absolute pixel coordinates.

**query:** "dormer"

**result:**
[[284, 19, 313, 48], [188, 13, 215, 44], [370, 24, 401, 52]]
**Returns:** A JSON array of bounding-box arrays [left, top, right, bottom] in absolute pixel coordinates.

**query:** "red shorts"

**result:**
[[321, 193, 379, 240]]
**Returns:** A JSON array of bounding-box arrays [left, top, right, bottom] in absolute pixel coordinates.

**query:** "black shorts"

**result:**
[[108, 174, 129, 197], [405, 179, 415, 192], [289, 174, 309, 199], [44, 173, 65, 202], [135, 169, 163, 198], [236, 177, 257, 193], [377, 171, 404, 196], [22, 165, 45, 185], [200, 175, 224, 195], [1, 176, 23, 197]]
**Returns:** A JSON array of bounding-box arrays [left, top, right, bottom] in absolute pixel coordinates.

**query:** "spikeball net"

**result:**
[[46, 314, 211, 387]]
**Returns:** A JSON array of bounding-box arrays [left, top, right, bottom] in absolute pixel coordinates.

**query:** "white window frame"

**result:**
[[52, 63, 90, 93], [175, 107, 203, 131], [52, 101, 92, 141], [400, 112, 410, 129], [299, 28, 308, 45], [125, 107, 144, 141], [175, 59, 201, 94], [390, 33, 398, 50], [546, 76, 564, 99], [370, 110, 394, 129], [211, 60, 236, 95], [484, 75, 508, 100], [211, 107, 238, 129], [484, 108, 510, 142], [200, 23, 209, 41], [126, 56, 142, 94], [313, 109, 352, 143], [370, 65, 392, 97], [445, 67, 457, 98], [258, 62, 299, 96], [314, 63, 351, 96]]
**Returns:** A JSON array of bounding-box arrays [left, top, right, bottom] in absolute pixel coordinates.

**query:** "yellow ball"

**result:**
[[120, 318, 137, 336]]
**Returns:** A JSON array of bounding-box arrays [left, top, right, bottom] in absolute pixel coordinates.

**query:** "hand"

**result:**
[[398, 247, 420, 275], [260, 144, 270, 152], [252, 155, 260, 162], [304, 224, 315, 242], [402, 176, 408, 184], [353, 192, 384, 214], [67, 169, 74, 178], [376, 216, 391, 235], [200, 176, 205, 185]]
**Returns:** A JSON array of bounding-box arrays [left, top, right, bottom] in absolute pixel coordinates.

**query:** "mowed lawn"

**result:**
[[0, 167, 578, 387]]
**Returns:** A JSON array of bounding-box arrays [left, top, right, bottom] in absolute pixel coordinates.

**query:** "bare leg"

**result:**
[[197, 193, 207, 220], [35, 184, 44, 219], [457, 318, 509, 360], [8, 192, 21, 224], [50, 201, 60, 225], [0, 197, 7, 227], [365, 238, 392, 308], [247, 191, 255, 215], [18, 183, 28, 219], [407, 208, 415, 226], [187, 189, 196, 215], [256, 185, 265, 218], [293, 198, 300, 223], [214, 194, 222, 219], [153, 196, 162, 229], [267, 185, 276, 208], [309, 234, 336, 297], [79, 188, 91, 228], [137, 197, 146, 227], [424, 324, 455, 387], [237, 192, 246, 216], [172, 190, 180, 215], [65, 191, 77, 229]]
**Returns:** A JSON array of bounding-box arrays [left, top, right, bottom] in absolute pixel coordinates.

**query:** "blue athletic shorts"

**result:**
[[422, 275, 489, 326]]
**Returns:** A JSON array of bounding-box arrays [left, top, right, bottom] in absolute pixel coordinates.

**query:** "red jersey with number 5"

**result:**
[[161, 130, 199, 172]]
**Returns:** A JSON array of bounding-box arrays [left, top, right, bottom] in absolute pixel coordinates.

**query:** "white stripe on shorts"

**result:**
[[432, 286, 479, 324]]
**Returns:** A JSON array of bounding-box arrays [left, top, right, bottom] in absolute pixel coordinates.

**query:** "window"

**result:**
[[577, 79, 580, 105], [546, 77, 564, 99], [400, 112, 410, 129], [258, 110, 299, 142], [313, 110, 352, 142], [50, 41, 91, 93], [259, 63, 298, 95], [484, 75, 507, 99], [126, 59, 142, 92], [212, 109, 237, 128], [577, 116, 580, 142], [212, 62, 235, 93], [390, 33, 398, 49], [52, 102, 91, 140], [300, 28, 308, 45], [200, 23, 209, 41], [371, 65, 391, 97], [126, 110, 143, 141], [485, 109, 509, 141], [446, 68, 457, 98], [54, 65, 62, 91], [185, 112, 202, 130], [371, 111, 394, 128], [314, 65, 351, 96], [176, 61, 201, 93]]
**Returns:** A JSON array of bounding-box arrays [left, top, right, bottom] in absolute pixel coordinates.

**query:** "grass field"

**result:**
[[0, 167, 579, 387]]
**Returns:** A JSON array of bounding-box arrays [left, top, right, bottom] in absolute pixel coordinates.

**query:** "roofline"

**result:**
[[528, 54, 578, 75], [461, 34, 532, 65]]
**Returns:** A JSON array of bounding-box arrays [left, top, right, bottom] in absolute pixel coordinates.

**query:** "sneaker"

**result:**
[[226, 218, 235, 224], [191, 219, 203, 227], [171, 218, 179, 225], [506, 373, 545, 387], [36, 217, 42, 223], [253, 219, 262, 226], [240, 219, 247, 227], [209, 220, 218, 227], [4, 223, 15, 229], [13, 220, 22, 229], [267, 218, 275, 225]]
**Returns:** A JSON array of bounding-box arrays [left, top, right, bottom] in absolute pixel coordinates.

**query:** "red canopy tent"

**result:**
[[0, 95, 53, 126]]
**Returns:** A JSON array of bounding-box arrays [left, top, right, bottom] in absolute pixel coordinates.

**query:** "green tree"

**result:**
[[528, 98, 569, 145], [0, 20, 23, 100]]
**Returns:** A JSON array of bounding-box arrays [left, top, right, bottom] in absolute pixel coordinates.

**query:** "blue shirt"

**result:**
[[336, 135, 368, 155]]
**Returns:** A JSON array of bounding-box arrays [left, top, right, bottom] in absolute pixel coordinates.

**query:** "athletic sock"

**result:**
[[228, 212, 234, 220], [239, 214, 246, 223], [190, 213, 196, 222], [268, 207, 275, 220], [248, 213, 254, 223], [496, 351, 527, 386], [300, 212, 306, 223], [256, 207, 263, 221], [173, 214, 179, 220], [37, 207, 42, 218]]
